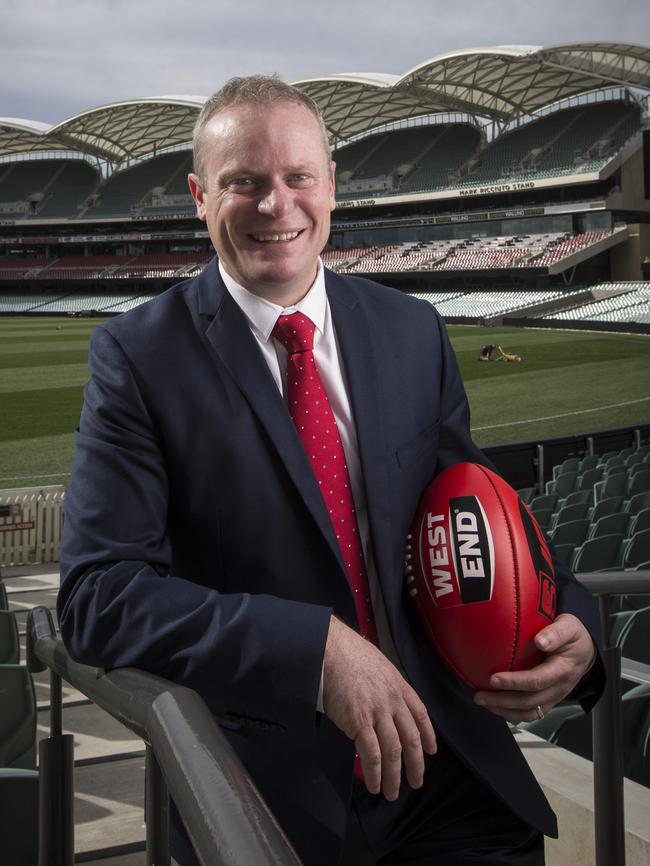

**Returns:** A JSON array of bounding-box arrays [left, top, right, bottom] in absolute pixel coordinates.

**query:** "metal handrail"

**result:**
[[578, 570, 650, 866], [26, 606, 302, 866]]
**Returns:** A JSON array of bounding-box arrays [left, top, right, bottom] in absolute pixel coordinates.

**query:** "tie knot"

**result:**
[[272, 312, 315, 354]]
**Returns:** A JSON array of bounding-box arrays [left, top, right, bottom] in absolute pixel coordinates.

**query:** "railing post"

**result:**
[[536, 443, 544, 495], [146, 744, 171, 865], [39, 733, 75, 866], [591, 594, 626, 866]]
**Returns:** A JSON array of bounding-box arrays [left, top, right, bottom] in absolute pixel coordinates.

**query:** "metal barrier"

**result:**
[[578, 571, 650, 866], [26, 572, 650, 866], [26, 607, 302, 866]]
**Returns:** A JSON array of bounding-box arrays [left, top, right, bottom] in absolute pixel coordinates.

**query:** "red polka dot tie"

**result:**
[[272, 311, 378, 645]]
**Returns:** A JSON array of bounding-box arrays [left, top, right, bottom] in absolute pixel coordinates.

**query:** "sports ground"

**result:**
[[1, 315, 649, 489]]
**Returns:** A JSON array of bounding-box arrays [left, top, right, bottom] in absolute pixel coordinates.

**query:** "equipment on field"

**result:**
[[407, 462, 556, 690]]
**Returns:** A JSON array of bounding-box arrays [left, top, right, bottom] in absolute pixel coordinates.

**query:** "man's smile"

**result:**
[[249, 230, 304, 243]]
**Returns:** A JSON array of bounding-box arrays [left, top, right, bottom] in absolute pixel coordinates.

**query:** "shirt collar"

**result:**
[[219, 259, 327, 342]]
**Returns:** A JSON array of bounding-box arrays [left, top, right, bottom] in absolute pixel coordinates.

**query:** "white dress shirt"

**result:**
[[219, 260, 401, 706]]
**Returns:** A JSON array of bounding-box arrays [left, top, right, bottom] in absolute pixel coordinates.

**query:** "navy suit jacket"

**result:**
[[58, 258, 603, 866]]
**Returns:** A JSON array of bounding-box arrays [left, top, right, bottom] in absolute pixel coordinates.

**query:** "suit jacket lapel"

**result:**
[[326, 272, 395, 605], [196, 260, 347, 574]]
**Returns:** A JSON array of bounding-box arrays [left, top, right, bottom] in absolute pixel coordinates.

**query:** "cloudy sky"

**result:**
[[2, 0, 649, 124]]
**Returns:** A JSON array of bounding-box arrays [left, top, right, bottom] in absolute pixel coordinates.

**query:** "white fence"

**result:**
[[0, 486, 65, 566]]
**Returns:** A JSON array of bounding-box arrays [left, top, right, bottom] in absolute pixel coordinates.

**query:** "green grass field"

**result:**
[[1, 316, 649, 489]]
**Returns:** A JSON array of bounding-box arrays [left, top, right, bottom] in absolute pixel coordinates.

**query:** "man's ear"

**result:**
[[329, 160, 336, 212], [188, 173, 207, 221]]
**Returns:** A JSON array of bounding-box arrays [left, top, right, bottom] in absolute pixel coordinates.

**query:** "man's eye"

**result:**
[[230, 177, 254, 188]]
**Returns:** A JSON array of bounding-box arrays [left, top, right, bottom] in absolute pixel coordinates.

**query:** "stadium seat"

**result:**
[[626, 492, 650, 516], [628, 469, 650, 498], [560, 490, 593, 509], [603, 455, 625, 471], [630, 508, 650, 535], [531, 508, 553, 531], [0, 665, 37, 769], [589, 512, 631, 539], [623, 529, 650, 569], [547, 472, 578, 498], [552, 502, 590, 527], [552, 457, 580, 481], [551, 519, 590, 547], [590, 496, 624, 522], [616, 606, 650, 665], [605, 464, 628, 477], [572, 534, 625, 573], [525, 684, 650, 788], [0, 611, 20, 664], [578, 455, 600, 473], [552, 543, 575, 568], [529, 493, 559, 513], [0, 768, 39, 866], [595, 473, 628, 502]]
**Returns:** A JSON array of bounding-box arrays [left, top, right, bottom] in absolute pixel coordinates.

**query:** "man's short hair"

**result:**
[[192, 74, 332, 182]]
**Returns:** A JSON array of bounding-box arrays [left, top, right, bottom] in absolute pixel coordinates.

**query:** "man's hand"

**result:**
[[322, 616, 436, 800], [473, 613, 597, 722]]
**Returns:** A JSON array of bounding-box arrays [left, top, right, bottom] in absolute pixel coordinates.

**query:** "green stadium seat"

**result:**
[[628, 470, 650, 498], [0, 768, 38, 866], [572, 533, 625, 573], [552, 457, 580, 481], [0, 611, 20, 664], [616, 606, 650, 665], [605, 463, 628, 477], [629, 461, 650, 478], [623, 529, 650, 569], [578, 455, 600, 473], [560, 490, 593, 509], [551, 519, 590, 547], [625, 452, 647, 468], [552, 502, 590, 527], [589, 512, 631, 539], [552, 543, 575, 568], [590, 496, 624, 522], [603, 455, 625, 471], [529, 493, 559, 513], [630, 508, 650, 535], [548, 472, 578, 498], [532, 508, 553, 531], [595, 473, 628, 502], [626, 492, 650, 516], [0, 665, 37, 769], [524, 683, 650, 788]]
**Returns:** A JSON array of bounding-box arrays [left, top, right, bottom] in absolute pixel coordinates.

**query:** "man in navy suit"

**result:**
[[58, 76, 603, 865]]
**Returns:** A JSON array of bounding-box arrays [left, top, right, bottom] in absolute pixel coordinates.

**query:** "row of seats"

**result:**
[[525, 445, 650, 572], [0, 571, 39, 864]]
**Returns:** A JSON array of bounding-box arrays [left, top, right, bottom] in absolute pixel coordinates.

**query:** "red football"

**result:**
[[408, 462, 556, 691]]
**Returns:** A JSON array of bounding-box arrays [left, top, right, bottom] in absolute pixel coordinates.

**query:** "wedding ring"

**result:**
[[535, 705, 545, 720]]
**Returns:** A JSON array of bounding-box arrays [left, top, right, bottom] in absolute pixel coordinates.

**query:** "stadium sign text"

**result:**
[[459, 182, 536, 197]]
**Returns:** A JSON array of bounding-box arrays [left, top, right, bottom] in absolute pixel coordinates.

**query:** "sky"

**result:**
[[2, 0, 649, 125]]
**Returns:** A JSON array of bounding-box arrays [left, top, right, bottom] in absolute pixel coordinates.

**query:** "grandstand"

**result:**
[[2, 40, 650, 866], [0, 44, 648, 330]]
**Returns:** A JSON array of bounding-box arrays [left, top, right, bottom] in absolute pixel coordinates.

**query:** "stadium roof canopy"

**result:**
[[1, 42, 648, 162], [295, 43, 650, 140]]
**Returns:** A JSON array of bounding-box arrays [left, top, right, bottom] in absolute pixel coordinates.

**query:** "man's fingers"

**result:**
[[404, 691, 437, 756], [375, 717, 404, 801], [355, 726, 382, 795]]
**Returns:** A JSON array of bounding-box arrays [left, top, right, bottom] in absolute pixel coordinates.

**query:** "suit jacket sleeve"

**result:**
[[57, 323, 331, 729]]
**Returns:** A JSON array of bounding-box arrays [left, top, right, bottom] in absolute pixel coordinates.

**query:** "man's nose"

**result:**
[[257, 183, 292, 217]]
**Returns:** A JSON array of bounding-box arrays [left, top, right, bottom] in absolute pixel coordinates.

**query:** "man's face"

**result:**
[[188, 101, 336, 305]]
